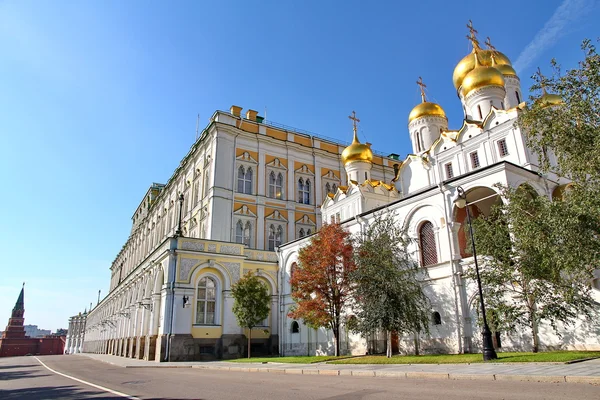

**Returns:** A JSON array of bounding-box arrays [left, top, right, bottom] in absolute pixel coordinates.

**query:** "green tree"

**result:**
[[519, 39, 600, 186], [469, 185, 596, 352], [231, 271, 271, 358], [351, 212, 430, 357], [288, 223, 356, 356]]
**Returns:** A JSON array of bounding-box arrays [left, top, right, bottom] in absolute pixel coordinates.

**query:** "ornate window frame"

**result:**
[[266, 158, 287, 200], [236, 151, 258, 195], [233, 205, 257, 248]]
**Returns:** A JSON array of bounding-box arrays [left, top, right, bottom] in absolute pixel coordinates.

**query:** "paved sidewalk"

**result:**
[[75, 353, 600, 385]]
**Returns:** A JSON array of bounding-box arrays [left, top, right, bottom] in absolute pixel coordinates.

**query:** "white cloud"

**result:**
[[514, 0, 591, 73]]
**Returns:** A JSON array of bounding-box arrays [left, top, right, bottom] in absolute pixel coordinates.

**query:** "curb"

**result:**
[[80, 356, 600, 385]]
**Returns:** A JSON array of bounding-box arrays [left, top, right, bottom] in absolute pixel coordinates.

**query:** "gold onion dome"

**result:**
[[453, 49, 512, 90], [460, 53, 505, 97], [539, 92, 564, 107], [341, 131, 373, 165], [408, 102, 447, 123], [496, 63, 517, 77]]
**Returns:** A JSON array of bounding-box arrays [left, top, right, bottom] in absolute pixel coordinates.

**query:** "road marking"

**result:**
[[34, 356, 140, 400]]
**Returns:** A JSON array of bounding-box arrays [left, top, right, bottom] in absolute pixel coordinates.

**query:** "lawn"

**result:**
[[227, 355, 349, 364], [327, 351, 600, 364]]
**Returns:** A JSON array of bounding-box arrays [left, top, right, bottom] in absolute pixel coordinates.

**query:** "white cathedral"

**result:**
[[80, 24, 600, 361]]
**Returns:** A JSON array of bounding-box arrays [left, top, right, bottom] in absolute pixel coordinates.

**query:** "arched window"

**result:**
[[432, 311, 442, 325], [515, 90, 521, 104], [415, 131, 422, 152], [235, 221, 244, 244], [419, 221, 438, 266], [237, 166, 253, 194], [291, 321, 300, 334], [276, 225, 283, 247], [299, 228, 305, 238], [270, 172, 284, 199], [477, 105, 483, 120], [276, 173, 283, 199], [268, 225, 276, 251], [196, 277, 217, 325], [269, 172, 276, 198], [306, 229, 311, 236], [325, 182, 331, 194], [243, 221, 252, 247]]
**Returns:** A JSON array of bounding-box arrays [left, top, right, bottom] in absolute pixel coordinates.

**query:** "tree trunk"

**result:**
[[413, 332, 420, 356], [531, 319, 540, 353], [247, 328, 252, 358], [386, 331, 392, 358], [333, 324, 340, 356]]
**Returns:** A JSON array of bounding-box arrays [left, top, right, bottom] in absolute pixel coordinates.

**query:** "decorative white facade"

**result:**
[[277, 29, 600, 356]]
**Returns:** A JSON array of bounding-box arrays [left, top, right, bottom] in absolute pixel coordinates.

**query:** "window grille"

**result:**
[[470, 151, 480, 169], [497, 139, 509, 157], [419, 221, 438, 266], [444, 163, 454, 179]]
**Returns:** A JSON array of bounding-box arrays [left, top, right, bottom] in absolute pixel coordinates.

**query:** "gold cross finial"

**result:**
[[485, 36, 495, 51], [466, 20, 480, 50], [416, 77, 427, 103], [348, 111, 360, 137], [536, 67, 548, 94]]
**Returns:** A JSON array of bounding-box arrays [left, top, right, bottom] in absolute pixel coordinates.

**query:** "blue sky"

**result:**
[[1, 0, 598, 331]]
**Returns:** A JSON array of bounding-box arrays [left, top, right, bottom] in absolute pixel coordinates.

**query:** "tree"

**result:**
[[231, 271, 271, 358], [469, 185, 596, 352], [519, 39, 600, 187], [351, 212, 430, 357], [288, 223, 355, 356]]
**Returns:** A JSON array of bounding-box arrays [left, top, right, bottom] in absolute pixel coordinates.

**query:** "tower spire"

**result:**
[[416, 77, 427, 103], [12, 284, 24, 318]]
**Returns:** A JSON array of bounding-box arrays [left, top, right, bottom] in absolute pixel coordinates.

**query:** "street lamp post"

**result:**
[[454, 186, 497, 361], [175, 193, 184, 237]]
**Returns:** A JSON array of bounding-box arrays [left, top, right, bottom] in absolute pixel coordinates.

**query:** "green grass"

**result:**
[[328, 351, 600, 364], [227, 355, 349, 364]]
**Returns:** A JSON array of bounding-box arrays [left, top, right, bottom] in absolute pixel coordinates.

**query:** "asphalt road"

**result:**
[[0, 355, 598, 400]]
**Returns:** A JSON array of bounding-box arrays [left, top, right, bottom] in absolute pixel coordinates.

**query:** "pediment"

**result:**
[[233, 205, 257, 217], [265, 209, 288, 222], [236, 151, 258, 164]]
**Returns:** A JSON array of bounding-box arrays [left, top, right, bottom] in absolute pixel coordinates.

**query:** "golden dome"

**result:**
[[408, 102, 447, 124], [460, 53, 505, 97], [539, 92, 564, 107], [453, 49, 512, 90], [341, 132, 373, 165], [496, 63, 517, 77]]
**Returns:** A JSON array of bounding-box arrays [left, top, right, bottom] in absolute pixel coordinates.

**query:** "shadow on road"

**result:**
[[0, 369, 51, 381], [0, 385, 123, 399]]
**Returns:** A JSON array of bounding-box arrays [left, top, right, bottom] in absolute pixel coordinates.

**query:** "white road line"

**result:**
[[34, 356, 140, 400]]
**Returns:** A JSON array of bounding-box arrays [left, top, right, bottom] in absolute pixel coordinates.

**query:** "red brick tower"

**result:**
[[1, 284, 26, 339]]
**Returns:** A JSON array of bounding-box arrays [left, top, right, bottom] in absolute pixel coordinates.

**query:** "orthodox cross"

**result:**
[[466, 20, 480, 49], [536, 67, 548, 94], [485, 36, 496, 51], [416, 76, 427, 103], [348, 111, 360, 135]]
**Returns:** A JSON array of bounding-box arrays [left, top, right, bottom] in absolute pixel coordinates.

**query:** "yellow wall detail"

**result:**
[[235, 148, 259, 162], [293, 134, 313, 147], [191, 326, 223, 339], [320, 142, 340, 154], [265, 154, 288, 168], [294, 161, 314, 173], [265, 127, 287, 141]]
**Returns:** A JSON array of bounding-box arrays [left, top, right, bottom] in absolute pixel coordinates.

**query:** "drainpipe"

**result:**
[[439, 183, 463, 354], [276, 246, 284, 356]]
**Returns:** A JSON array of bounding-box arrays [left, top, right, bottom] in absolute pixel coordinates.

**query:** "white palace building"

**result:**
[[80, 25, 600, 361]]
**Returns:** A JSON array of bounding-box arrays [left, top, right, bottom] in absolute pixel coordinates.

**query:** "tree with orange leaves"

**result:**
[[288, 223, 355, 356]]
